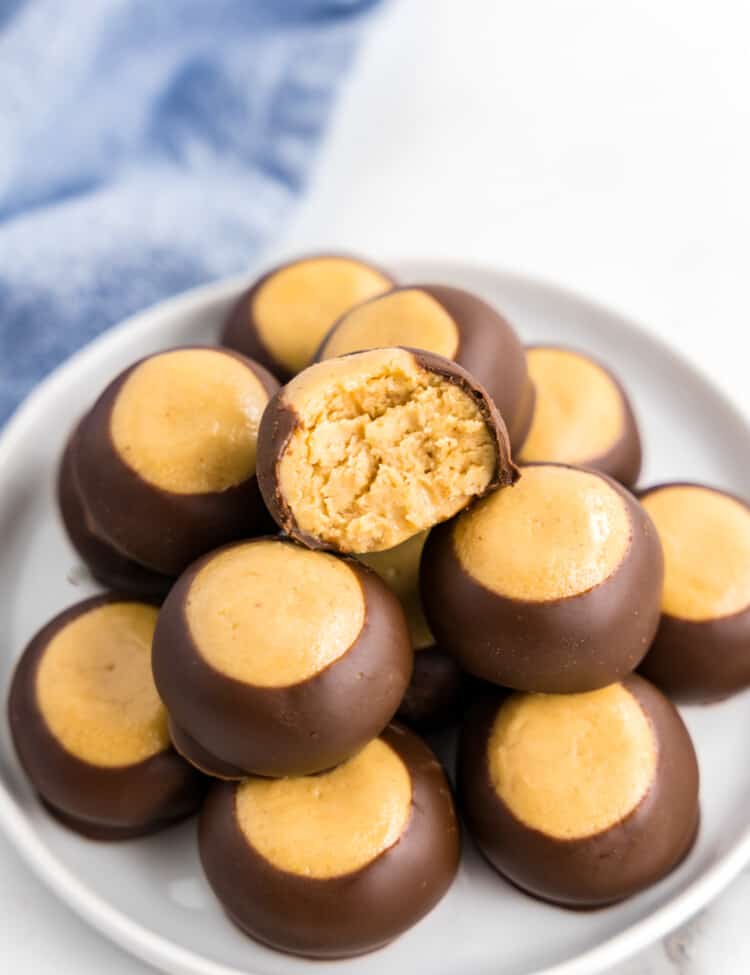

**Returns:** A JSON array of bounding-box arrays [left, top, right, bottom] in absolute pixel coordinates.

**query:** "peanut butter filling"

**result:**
[[521, 348, 626, 464], [358, 531, 433, 649], [111, 348, 269, 495], [235, 738, 412, 878], [319, 289, 459, 362], [642, 485, 750, 620], [488, 685, 657, 840], [186, 540, 365, 687], [277, 348, 498, 553], [253, 257, 392, 375], [36, 602, 168, 767], [454, 465, 631, 601]]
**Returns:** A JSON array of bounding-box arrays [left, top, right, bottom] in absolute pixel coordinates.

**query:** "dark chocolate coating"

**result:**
[[458, 675, 699, 907], [57, 422, 174, 598], [39, 798, 196, 842], [524, 345, 642, 488], [199, 723, 460, 958], [7, 595, 207, 839], [421, 465, 664, 693], [317, 284, 535, 452], [75, 347, 279, 576], [152, 539, 413, 777], [221, 254, 396, 382], [168, 717, 247, 781], [257, 347, 519, 553], [396, 645, 470, 732], [638, 483, 750, 703]]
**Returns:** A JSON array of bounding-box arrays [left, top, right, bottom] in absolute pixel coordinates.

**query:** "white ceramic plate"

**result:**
[[1, 259, 749, 975]]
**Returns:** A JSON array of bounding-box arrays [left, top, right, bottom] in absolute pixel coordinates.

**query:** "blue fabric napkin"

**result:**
[[0, 0, 379, 426]]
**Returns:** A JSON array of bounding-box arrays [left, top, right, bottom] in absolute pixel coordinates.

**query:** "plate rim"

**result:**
[[1, 259, 749, 975]]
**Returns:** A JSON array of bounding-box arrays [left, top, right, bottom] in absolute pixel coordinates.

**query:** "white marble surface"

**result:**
[[2, 0, 750, 971]]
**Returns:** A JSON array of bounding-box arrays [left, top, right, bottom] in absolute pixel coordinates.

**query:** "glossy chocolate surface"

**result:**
[[75, 348, 279, 576], [396, 645, 469, 731], [153, 540, 413, 777], [422, 465, 664, 693], [199, 723, 460, 958], [8, 595, 206, 838], [221, 254, 395, 381], [638, 483, 750, 702], [458, 676, 699, 907], [57, 423, 174, 598]]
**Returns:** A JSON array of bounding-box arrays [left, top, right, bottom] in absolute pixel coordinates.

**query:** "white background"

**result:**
[[2, 1, 749, 972]]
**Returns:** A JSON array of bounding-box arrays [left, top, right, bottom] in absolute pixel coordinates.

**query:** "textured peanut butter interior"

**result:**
[[111, 349, 269, 495], [642, 485, 750, 620], [252, 258, 392, 374], [521, 348, 626, 464], [488, 685, 657, 840], [454, 465, 631, 601], [36, 602, 168, 767], [235, 738, 412, 878], [278, 348, 498, 553], [186, 540, 365, 687], [319, 289, 459, 362], [358, 531, 433, 649]]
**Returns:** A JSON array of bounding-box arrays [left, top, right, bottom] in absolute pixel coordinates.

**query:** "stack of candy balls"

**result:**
[[9, 254, 750, 959]]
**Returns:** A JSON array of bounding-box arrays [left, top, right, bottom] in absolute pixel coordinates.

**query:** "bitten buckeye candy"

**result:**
[[317, 285, 535, 451], [520, 347, 642, 487], [58, 422, 173, 598], [75, 347, 279, 577], [639, 483, 750, 702], [153, 538, 412, 778], [459, 678, 698, 907], [422, 464, 663, 693], [8, 595, 206, 839], [359, 531, 469, 730], [257, 347, 517, 554], [221, 255, 394, 380], [199, 724, 460, 958]]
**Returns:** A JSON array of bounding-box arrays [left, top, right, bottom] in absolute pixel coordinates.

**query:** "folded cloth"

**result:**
[[0, 0, 379, 425]]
